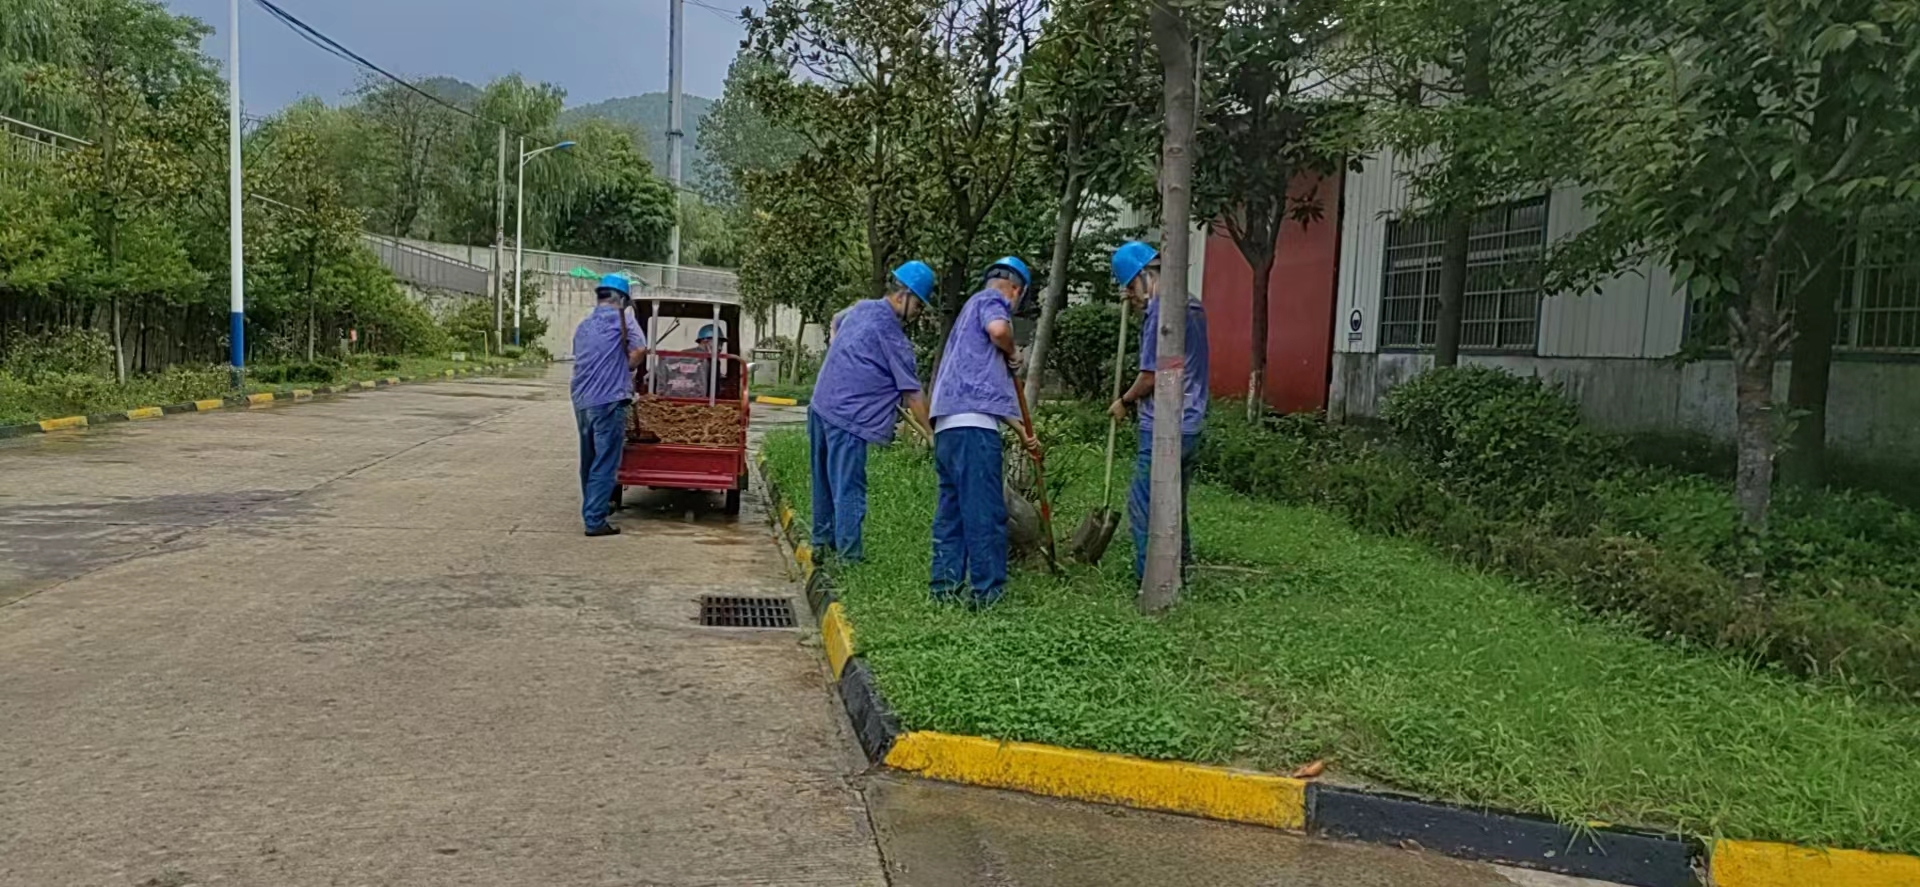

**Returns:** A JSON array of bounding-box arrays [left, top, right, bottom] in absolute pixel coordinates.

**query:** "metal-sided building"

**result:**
[[1314, 147, 1920, 467]]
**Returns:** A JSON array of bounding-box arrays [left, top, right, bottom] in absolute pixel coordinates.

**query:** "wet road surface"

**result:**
[[0, 367, 1607, 887]]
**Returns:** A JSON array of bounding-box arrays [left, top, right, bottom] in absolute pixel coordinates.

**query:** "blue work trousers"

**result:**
[[576, 399, 629, 531], [808, 411, 871, 562], [1129, 428, 1201, 580], [931, 427, 1008, 605]]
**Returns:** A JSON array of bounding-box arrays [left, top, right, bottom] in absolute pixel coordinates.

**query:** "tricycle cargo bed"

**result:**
[[617, 442, 744, 491]]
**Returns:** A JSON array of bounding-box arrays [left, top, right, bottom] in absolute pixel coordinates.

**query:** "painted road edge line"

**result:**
[[820, 602, 856, 681], [37, 415, 88, 432], [887, 732, 1308, 831], [1710, 839, 1920, 887], [0, 361, 551, 440]]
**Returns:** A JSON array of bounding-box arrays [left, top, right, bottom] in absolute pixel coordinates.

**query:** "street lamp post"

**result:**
[[512, 138, 576, 348]]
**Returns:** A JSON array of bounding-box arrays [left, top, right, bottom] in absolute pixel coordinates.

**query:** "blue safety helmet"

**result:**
[[595, 273, 631, 299], [982, 255, 1031, 288], [890, 260, 936, 305], [1111, 240, 1159, 287], [697, 324, 721, 342]]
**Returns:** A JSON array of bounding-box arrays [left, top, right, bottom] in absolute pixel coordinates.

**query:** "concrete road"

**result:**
[[0, 367, 1605, 887]]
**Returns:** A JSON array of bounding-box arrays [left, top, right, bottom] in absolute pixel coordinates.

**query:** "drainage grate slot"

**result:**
[[698, 595, 798, 628]]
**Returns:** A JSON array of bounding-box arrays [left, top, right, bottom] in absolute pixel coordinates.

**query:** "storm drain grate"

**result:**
[[698, 595, 798, 628]]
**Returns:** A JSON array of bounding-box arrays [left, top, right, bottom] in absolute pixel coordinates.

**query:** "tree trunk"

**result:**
[[1433, 209, 1469, 366], [1141, 1, 1195, 613], [1730, 253, 1787, 531], [1024, 124, 1086, 410], [111, 298, 127, 384], [1781, 66, 1848, 490], [1246, 246, 1276, 421], [1782, 225, 1841, 489], [1432, 19, 1492, 368]]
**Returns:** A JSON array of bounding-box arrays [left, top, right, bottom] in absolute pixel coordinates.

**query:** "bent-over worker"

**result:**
[[807, 260, 936, 562], [1107, 241, 1209, 578], [927, 256, 1040, 609], [570, 273, 647, 537]]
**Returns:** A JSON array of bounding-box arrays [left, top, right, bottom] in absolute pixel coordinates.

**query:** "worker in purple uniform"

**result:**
[[928, 256, 1041, 608], [807, 261, 936, 562], [1107, 241, 1208, 579], [571, 274, 647, 537]]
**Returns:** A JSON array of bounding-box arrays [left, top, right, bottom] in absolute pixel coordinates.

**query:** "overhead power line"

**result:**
[[684, 0, 743, 21], [249, 0, 513, 132]]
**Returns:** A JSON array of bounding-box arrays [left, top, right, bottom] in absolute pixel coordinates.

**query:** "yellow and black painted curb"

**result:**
[[753, 451, 1920, 887], [0, 361, 549, 441]]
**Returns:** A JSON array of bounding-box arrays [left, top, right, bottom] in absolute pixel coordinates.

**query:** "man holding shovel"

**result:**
[[807, 261, 937, 563], [1108, 241, 1209, 579], [928, 256, 1043, 609]]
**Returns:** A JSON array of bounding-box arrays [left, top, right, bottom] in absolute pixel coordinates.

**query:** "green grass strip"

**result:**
[[762, 429, 1920, 854]]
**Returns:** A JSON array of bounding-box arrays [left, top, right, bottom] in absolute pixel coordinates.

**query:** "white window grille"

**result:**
[[1379, 196, 1549, 351]]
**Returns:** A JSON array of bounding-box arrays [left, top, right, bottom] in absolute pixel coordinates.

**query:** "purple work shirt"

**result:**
[[930, 288, 1019, 422], [1138, 295, 1209, 435], [570, 303, 646, 410], [811, 299, 922, 443]]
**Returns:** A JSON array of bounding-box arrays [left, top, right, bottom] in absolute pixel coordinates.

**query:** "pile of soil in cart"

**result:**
[[629, 395, 744, 446]]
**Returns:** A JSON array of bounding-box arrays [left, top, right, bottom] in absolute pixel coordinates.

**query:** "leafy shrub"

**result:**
[[251, 361, 341, 385], [1047, 303, 1139, 401], [1383, 366, 1613, 508], [373, 356, 402, 372], [1, 329, 113, 382], [1187, 403, 1920, 696]]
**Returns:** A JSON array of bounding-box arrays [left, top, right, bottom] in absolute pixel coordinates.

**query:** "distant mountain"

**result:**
[[416, 76, 483, 107], [561, 92, 716, 177]]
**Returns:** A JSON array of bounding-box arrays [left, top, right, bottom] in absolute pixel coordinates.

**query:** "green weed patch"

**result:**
[[763, 428, 1920, 854]]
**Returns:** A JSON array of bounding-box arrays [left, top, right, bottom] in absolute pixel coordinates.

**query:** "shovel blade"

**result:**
[[1067, 509, 1121, 565]]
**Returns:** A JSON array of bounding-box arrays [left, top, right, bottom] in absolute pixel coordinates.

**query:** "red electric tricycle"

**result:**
[[615, 295, 750, 514]]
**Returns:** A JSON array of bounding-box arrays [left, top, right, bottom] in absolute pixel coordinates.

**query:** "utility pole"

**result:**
[[665, 0, 684, 290], [493, 125, 506, 354], [514, 135, 525, 348], [227, 0, 245, 387]]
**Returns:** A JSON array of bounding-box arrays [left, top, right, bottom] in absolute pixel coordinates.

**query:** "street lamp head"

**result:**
[[556, 141, 577, 150]]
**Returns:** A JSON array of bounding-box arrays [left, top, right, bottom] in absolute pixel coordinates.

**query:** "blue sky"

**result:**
[[160, 0, 749, 112]]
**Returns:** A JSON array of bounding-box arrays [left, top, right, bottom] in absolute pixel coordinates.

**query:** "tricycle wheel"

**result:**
[[723, 488, 742, 515], [609, 485, 623, 511]]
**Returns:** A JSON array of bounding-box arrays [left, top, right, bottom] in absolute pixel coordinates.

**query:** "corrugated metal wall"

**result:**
[[1335, 148, 1689, 360]]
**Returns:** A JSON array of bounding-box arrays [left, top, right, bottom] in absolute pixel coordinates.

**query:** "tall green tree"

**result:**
[[1559, 0, 1920, 530], [1191, 0, 1345, 420], [550, 117, 676, 261], [1017, 0, 1158, 407]]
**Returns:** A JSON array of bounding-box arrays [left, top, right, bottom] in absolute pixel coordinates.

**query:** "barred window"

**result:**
[[1684, 227, 1920, 353], [1379, 196, 1548, 351], [1839, 227, 1920, 351]]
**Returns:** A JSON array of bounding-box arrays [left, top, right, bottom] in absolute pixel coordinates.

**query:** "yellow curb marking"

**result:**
[[1710, 840, 1920, 887], [291, 389, 314, 400], [821, 602, 856, 680], [246, 392, 274, 406], [884, 733, 1308, 831], [38, 415, 88, 432], [795, 543, 813, 571], [193, 399, 225, 411], [755, 395, 799, 406], [359, 380, 377, 389], [125, 407, 164, 421], [780, 505, 795, 531], [444, 369, 455, 376], [385, 377, 400, 385]]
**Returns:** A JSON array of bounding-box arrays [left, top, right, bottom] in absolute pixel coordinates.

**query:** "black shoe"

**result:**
[[585, 524, 622, 537]]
